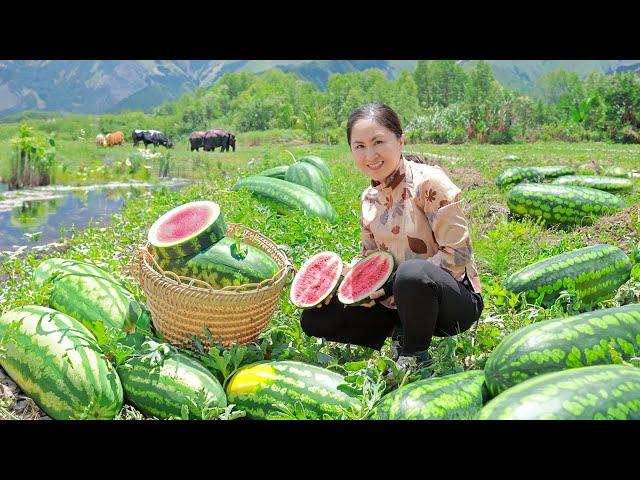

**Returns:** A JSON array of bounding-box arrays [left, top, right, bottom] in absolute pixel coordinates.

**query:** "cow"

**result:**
[[132, 129, 144, 146], [95, 134, 107, 147], [203, 129, 236, 152], [105, 131, 126, 147], [189, 131, 207, 151], [132, 129, 173, 148]]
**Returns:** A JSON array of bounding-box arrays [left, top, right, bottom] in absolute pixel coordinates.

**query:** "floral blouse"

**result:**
[[358, 156, 482, 309]]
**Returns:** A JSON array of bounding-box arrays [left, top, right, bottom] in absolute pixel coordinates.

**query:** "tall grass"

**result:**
[[8, 125, 56, 190]]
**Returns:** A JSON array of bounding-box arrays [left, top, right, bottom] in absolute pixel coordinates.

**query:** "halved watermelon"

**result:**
[[290, 252, 343, 309], [337, 251, 395, 306], [148, 201, 227, 260]]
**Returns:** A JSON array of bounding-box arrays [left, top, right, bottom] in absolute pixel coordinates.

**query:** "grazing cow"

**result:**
[[189, 131, 207, 151], [203, 129, 236, 152], [95, 134, 107, 147], [106, 131, 126, 147], [138, 130, 173, 148], [132, 129, 145, 146]]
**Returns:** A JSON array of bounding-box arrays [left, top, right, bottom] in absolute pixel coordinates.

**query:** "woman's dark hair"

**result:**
[[346, 103, 425, 164]]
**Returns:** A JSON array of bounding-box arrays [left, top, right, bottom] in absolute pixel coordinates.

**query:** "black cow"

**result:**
[[203, 129, 236, 152], [189, 131, 207, 151], [132, 129, 173, 149], [132, 129, 144, 146]]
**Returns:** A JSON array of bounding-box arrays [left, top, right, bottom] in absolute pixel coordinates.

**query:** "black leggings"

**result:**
[[300, 260, 484, 355]]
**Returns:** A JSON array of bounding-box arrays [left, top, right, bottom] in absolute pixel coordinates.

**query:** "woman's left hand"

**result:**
[[360, 288, 386, 308]]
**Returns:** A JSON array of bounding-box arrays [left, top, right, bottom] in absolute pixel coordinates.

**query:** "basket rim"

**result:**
[[138, 223, 292, 297]]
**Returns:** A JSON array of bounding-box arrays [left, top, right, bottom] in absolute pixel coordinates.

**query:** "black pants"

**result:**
[[300, 260, 484, 355]]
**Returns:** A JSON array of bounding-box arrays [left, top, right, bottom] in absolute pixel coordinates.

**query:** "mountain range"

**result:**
[[0, 60, 637, 118]]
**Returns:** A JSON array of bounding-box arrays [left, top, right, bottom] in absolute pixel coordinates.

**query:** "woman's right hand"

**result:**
[[316, 261, 351, 308]]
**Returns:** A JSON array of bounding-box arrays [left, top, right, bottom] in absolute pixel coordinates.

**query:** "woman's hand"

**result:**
[[360, 288, 386, 308], [316, 262, 352, 309]]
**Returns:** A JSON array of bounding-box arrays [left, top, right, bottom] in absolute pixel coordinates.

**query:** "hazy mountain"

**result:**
[[0, 60, 637, 117]]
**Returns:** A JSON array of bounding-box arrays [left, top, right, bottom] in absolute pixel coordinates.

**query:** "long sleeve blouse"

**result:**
[[358, 156, 482, 309]]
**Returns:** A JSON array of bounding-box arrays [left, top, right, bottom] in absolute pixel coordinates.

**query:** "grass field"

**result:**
[[1, 139, 640, 419]]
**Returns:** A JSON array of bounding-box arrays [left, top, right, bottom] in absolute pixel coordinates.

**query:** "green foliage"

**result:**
[[9, 124, 57, 189]]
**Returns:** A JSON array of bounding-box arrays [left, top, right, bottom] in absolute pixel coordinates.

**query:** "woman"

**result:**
[[300, 103, 484, 375]]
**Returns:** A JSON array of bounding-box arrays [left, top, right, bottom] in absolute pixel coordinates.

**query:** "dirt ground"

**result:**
[[0, 367, 49, 420]]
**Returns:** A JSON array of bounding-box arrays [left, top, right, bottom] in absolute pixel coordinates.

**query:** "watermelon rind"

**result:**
[[232, 176, 337, 224], [552, 174, 633, 192], [290, 251, 343, 309], [298, 155, 331, 179], [0, 305, 123, 420], [117, 350, 227, 420], [503, 243, 631, 306], [158, 236, 280, 288], [337, 251, 395, 306], [476, 365, 640, 420], [285, 162, 329, 198], [368, 370, 487, 420], [256, 165, 289, 179], [148, 200, 227, 260], [484, 303, 640, 397], [225, 360, 361, 419]]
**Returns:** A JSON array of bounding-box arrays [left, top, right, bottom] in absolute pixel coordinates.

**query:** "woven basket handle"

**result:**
[[277, 245, 297, 276]]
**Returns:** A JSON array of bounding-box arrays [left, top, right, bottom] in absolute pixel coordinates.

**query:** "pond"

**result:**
[[0, 180, 191, 253]]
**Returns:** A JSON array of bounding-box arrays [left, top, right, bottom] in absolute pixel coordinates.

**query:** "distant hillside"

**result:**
[[0, 60, 637, 117]]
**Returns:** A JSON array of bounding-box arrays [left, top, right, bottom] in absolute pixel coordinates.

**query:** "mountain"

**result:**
[[458, 60, 640, 96], [0, 60, 637, 117]]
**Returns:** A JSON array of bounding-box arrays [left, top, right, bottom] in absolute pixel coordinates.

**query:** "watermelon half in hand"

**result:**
[[148, 200, 227, 260], [337, 251, 395, 306], [290, 251, 343, 309]]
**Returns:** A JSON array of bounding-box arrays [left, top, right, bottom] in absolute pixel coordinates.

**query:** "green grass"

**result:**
[[2, 139, 640, 419]]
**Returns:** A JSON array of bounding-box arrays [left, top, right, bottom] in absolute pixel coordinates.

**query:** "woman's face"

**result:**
[[350, 118, 404, 182]]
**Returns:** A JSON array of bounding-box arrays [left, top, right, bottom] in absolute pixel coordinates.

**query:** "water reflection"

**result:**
[[0, 182, 186, 252]]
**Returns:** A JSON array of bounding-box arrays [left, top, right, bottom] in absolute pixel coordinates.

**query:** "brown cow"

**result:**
[[106, 131, 126, 147]]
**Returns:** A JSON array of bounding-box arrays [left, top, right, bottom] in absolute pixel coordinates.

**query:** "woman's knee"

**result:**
[[393, 259, 439, 297]]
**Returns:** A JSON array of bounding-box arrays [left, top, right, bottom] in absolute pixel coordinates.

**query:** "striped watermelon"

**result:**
[[256, 165, 289, 179], [495, 166, 543, 188], [225, 361, 361, 419], [502, 155, 521, 162], [484, 304, 640, 397], [552, 174, 633, 192], [285, 162, 329, 198], [148, 201, 227, 260], [33, 257, 120, 289], [44, 273, 141, 337], [117, 351, 227, 419], [0, 306, 123, 420], [290, 251, 343, 309], [531, 165, 575, 179], [477, 365, 640, 420], [604, 166, 628, 178], [298, 155, 331, 179], [158, 236, 279, 288], [506, 184, 625, 225], [504, 244, 631, 306], [368, 370, 487, 420], [232, 176, 337, 224], [337, 251, 395, 306]]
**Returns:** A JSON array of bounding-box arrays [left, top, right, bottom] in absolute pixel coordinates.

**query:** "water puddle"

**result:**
[[0, 179, 191, 253]]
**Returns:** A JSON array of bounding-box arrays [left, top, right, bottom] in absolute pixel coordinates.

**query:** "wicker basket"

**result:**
[[131, 223, 293, 348]]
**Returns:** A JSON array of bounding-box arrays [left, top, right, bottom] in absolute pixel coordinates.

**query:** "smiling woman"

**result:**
[[300, 103, 484, 377]]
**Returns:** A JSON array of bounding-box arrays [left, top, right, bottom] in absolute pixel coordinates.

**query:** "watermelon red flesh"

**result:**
[[290, 252, 343, 308], [337, 252, 394, 305], [148, 201, 227, 260], [155, 207, 213, 243]]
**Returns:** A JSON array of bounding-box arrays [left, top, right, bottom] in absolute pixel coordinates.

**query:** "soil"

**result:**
[[574, 203, 640, 254], [0, 366, 49, 420]]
